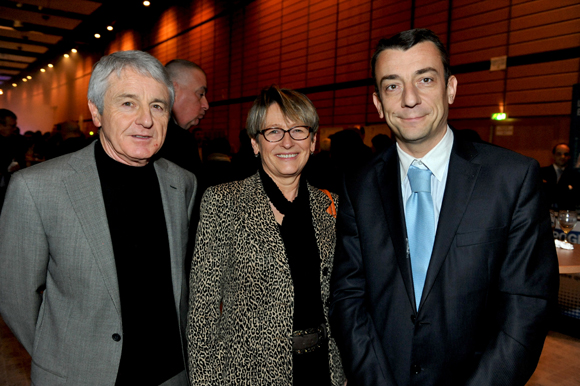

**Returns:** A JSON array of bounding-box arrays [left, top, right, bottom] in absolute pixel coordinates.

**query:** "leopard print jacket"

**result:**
[[187, 172, 346, 385]]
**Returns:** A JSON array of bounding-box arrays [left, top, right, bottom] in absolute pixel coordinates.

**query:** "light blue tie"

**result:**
[[405, 164, 435, 310]]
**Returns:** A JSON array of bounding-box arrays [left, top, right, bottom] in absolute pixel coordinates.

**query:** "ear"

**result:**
[[250, 137, 260, 156], [372, 92, 385, 119], [310, 133, 317, 153], [446, 75, 458, 105], [88, 100, 102, 128]]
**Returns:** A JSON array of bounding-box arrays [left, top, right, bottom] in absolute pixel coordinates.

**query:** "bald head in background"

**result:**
[[166, 59, 209, 131]]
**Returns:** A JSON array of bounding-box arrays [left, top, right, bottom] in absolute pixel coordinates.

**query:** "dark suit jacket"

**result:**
[[158, 119, 202, 177], [329, 135, 559, 386], [540, 164, 580, 210]]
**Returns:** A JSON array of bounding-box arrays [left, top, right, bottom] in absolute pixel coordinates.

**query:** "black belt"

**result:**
[[291, 323, 327, 354]]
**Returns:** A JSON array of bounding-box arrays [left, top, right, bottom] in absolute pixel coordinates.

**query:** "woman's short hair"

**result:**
[[246, 85, 319, 139], [87, 50, 174, 114]]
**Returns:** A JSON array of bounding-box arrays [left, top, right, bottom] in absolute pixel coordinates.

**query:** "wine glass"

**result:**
[[558, 210, 577, 245]]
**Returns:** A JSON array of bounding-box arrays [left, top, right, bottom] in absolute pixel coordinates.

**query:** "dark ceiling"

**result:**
[[0, 0, 173, 89]]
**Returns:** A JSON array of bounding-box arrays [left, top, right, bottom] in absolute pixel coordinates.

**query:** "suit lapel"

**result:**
[[376, 148, 417, 308], [420, 138, 481, 308], [155, 159, 185, 313], [62, 143, 121, 314], [309, 186, 335, 270], [239, 173, 290, 274]]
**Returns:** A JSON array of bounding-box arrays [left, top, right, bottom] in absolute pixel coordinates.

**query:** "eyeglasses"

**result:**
[[259, 126, 312, 142]]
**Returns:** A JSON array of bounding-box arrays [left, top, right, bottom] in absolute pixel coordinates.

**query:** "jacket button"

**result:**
[[322, 267, 329, 276], [411, 364, 421, 374], [112, 333, 121, 342], [411, 315, 416, 324]]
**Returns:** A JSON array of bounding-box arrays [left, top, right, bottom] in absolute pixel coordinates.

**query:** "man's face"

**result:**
[[554, 144, 571, 168], [172, 68, 209, 130], [0, 116, 17, 137], [372, 41, 457, 157], [88, 68, 171, 166]]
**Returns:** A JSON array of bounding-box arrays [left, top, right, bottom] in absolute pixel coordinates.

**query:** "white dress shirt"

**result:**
[[398, 126, 454, 231]]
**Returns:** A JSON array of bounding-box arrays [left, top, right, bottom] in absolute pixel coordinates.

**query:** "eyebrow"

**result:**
[[379, 67, 440, 85], [115, 94, 168, 105]]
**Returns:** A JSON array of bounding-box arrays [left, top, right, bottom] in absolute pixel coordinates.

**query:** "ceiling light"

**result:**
[[107, 26, 113, 31], [64, 53, 69, 58], [26, 75, 32, 79], [48, 63, 53, 68], [491, 113, 507, 121], [94, 33, 101, 39], [71, 48, 77, 53], [12, 83, 17, 87], [22, 78, 27, 82], [40, 68, 46, 72], [0, 90, 3, 95], [143, 1, 151, 6]]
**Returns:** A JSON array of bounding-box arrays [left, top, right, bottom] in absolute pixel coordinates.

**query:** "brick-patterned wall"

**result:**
[[2, 0, 579, 165]]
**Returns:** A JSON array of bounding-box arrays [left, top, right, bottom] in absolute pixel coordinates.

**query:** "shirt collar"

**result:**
[[397, 125, 454, 182]]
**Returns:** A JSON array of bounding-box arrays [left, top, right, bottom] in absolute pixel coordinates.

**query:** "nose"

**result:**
[[135, 106, 153, 128], [402, 84, 421, 108], [280, 130, 294, 148], [201, 96, 209, 111]]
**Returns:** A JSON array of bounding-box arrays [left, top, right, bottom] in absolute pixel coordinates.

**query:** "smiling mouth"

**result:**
[[276, 154, 297, 159]]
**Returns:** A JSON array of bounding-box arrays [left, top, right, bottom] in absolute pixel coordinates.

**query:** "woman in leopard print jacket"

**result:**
[[187, 86, 346, 385]]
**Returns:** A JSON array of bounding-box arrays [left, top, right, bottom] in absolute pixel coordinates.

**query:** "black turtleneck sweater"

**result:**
[[95, 141, 184, 385]]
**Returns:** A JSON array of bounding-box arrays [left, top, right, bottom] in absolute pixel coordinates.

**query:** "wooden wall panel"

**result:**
[[2, 0, 579, 163]]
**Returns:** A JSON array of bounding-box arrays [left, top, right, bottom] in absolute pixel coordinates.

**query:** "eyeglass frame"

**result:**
[[258, 126, 313, 143]]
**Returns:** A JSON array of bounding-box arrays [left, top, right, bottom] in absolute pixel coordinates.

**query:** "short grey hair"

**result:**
[[165, 59, 205, 83], [87, 50, 174, 114], [246, 85, 319, 139]]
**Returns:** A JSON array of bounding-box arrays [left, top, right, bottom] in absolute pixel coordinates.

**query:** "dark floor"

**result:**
[[1, 315, 579, 385]]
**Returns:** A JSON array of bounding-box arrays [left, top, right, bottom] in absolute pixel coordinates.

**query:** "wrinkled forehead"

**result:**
[[105, 67, 169, 100]]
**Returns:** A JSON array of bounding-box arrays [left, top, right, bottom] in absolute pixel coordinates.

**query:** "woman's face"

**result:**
[[251, 103, 316, 183]]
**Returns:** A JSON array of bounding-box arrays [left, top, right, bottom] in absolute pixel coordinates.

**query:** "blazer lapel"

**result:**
[[376, 148, 416, 308], [62, 143, 121, 314], [239, 173, 290, 275], [155, 159, 185, 313], [421, 138, 481, 308], [309, 186, 335, 270]]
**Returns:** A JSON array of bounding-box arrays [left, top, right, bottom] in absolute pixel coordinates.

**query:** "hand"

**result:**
[[7, 160, 20, 173]]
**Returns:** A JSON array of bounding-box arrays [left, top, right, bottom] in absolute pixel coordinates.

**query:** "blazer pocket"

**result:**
[[456, 226, 506, 247]]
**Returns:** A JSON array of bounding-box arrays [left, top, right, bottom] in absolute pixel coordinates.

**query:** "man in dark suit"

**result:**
[[540, 143, 580, 210], [158, 59, 208, 177], [329, 29, 559, 386]]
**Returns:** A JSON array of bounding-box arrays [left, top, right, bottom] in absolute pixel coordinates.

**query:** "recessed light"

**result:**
[[12, 83, 17, 87], [64, 53, 69, 58], [22, 78, 27, 82], [40, 68, 46, 72], [143, 1, 151, 6], [0, 90, 3, 95], [107, 26, 113, 31], [95, 33, 101, 39], [26, 75, 32, 79], [71, 48, 77, 53], [48, 64, 53, 68]]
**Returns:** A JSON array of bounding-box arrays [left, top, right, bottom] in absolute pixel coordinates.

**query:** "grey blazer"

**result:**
[[0, 142, 197, 386]]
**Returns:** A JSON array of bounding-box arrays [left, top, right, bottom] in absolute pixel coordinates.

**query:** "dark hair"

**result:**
[[552, 143, 570, 154], [0, 109, 16, 125], [371, 28, 451, 92]]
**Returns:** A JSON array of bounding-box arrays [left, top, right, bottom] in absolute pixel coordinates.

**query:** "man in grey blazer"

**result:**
[[0, 51, 196, 385]]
